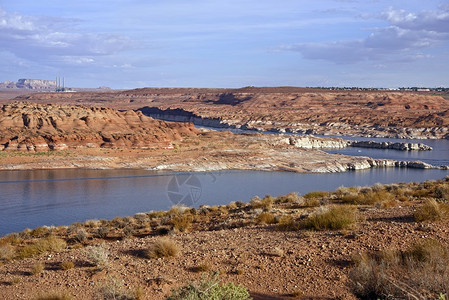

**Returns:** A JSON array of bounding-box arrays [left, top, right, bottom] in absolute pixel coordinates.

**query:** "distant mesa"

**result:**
[[0, 78, 57, 90]]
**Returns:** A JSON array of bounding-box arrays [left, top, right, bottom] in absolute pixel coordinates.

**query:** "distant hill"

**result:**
[[0, 79, 56, 90]]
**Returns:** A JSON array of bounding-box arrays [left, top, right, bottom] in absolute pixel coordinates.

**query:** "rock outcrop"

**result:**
[[0, 102, 199, 151], [349, 141, 432, 151]]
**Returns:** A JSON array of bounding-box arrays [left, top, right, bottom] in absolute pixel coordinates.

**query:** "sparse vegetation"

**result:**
[[349, 239, 449, 299], [85, 243, 109, 268], [17, 236, 67, 259], [414, 199, 449, 222], [60, 260, 75, 271], [146, 238, 180, 259], [300, 205, 357, 230], [256, 212, 276, 224], [34, 292, 74, 300], [166, 274, 252, 300], [31, 262, 45, 275]]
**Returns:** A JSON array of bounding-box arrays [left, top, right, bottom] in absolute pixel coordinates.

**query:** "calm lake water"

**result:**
[[0, 167, 448, 235]]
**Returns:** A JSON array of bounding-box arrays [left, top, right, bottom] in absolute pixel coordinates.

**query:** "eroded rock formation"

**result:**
[[0, 102, 198, 151]]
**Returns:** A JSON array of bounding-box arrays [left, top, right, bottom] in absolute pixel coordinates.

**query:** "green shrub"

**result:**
[[166, 274, 251, 300], [300, 205, 357, 230]]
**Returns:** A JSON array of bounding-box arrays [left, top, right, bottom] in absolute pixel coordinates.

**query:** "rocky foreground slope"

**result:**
[[0, 103, 198, 151], [11, 87, 449, 139]]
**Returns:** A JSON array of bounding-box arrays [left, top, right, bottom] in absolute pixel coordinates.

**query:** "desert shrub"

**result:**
[[17, 236, 66, 259], [84, 219, 100, 228], [122, 225, 135, 238], [303, 198, 321, 207], [303, 191, 328, 199], [169, 214, 194, 232], [275, 192, 301, 204], [0, 244, 16, 261], [256, 212, 276, 224], [30, 227, 50, 238], [276, 215, 300, 231], [250, 195, 274, 211], [349, 239, 449, 299], [146, 238, 179, 259], [414, 199, 449, 222], [166, 274, 251, 300], [85, 243, 109, 268], [73, 228, 88, 243], [60, 261, 75, 270], [98, 277, 132, 300], [31, 262, 45, 275], [34, 292, 73, 300], [300, 205, 357, 230], [191, 263, 212, 273], [96, 226, 110, 239], [340, 189, 394, 206]]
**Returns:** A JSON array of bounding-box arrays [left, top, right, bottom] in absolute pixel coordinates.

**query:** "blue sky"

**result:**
[[1, 0, 448, 89]]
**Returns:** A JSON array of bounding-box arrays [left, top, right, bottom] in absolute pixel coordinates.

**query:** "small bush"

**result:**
[[303, 191, 328, 199], [166, 274, 251, 300], [0, 244, 16, 261], [191, 263, 211, 273], [31, 262, 45, 275], [256, 212, 276, 224], [146, 238, 179, 259], [349, 239, 449, 299], [301, 205, 357, 230], [169, 214, 194, 232], [414, 199, 449, 222], [85, 243, 109, 268], [98, 277, 131, 300], [250, 195, 274, 210], [275, 192, 301, 204], [35, 292, 73, 300], [276, 215, 300, 231], [17, 236, 66, 259], [73, 228, 88, 243], [303, 198, 321, 207], [60, 261, 74, 271], [96, 226, 110, 239]]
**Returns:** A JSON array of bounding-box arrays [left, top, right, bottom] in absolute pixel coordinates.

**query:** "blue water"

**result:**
[[0, 167, 448, 236]]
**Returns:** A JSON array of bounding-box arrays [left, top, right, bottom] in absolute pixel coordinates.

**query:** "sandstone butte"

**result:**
[[0, 102, 198, 151], [9, 87, 449, 139]]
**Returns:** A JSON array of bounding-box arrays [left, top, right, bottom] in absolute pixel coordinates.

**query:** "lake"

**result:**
[[0, 167, 448, 235]]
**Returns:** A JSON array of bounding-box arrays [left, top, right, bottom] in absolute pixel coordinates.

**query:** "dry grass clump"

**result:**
[[349, 239, 449, 299], [60, 260, 75, 270], [256, 212, 276, 224], [414, 199, 449, 222], [0, 244, 16, 261], [275, 192, 301, 204], [191, 263, 212, 273], [339, 188, 395, 206], [276, 215, 300, 231], [303, 198, 321, 208], [146, 238, 180, 259], [34, 291, 74, 300], [98, 277, 134, 300], [169, 214, 194, 232], [301, 205, 357, 230], [303, 191, 329, 199], [17, 236, 67, 259], [250, 195, 274, 211], [31, 262, 45, 275]]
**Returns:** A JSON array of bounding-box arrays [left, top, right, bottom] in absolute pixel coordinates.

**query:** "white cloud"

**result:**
[[282, 5, 449, 64], [0, 6, 136, 64]]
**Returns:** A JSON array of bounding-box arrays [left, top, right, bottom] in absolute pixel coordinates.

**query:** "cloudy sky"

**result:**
[[0, 0, 448, 88]]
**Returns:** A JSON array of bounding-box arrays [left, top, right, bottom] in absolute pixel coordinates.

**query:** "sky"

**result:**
[[0, 0, 448, 89]]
